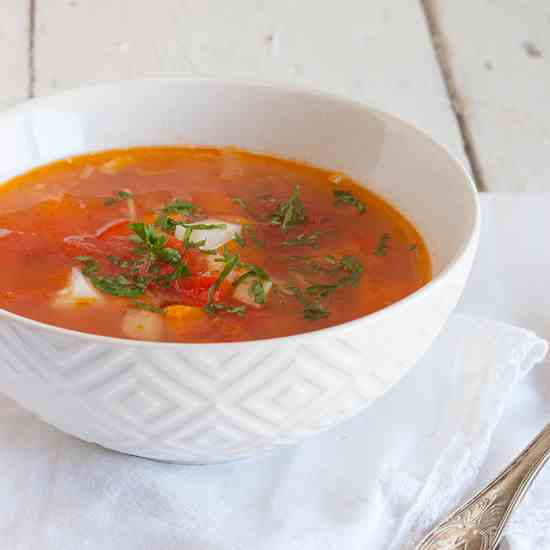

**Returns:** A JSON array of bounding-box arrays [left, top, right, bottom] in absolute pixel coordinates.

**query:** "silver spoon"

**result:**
[[416, 423, 550, 549]]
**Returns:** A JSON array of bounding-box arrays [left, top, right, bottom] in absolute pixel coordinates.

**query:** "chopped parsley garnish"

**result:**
[[156, 212, 226, 238], [232, 263, 270, 288], [242, 224, 265, 247], [91, 274, 145, 297], [234, 232, 245, 247], [128, 222, 189, 271], [234, 265, 270, 305], [270, 186, 307, 232], [282, 231, 322, 248], [303, 301, 329, 320], [333, 189, 366, 214], [290, 286, 329, 321], [104, 190, 134, 206], [204, 303, 246, 316], [76, 257, 146, 297], [185, 223, 227, 231], [305, 255, 364, 298], [250, 280, 266, 304], [205, 247, 242, 308], [155, 199, 198, 232], [154, 263, 190, 286], [130, 301, 164, 314], [374, 233, 390, 257], [75, 256, 98, 276], [156, 247, 181, 265], [160, 199, 196, 217], [106, 255, 131, 270], [286, 255, 363, 320], [408, 243, 418, 251], [76, 220, 191, 298], [204, 248, 272, 311], [129, 222, 168, 258], [286, 254, 343, 276], [179, 226, 203, 250]]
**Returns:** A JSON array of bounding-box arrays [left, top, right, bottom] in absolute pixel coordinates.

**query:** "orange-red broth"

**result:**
[[0, 147, 431, 342]]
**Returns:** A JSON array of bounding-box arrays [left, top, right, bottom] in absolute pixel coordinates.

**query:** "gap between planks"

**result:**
[[26, 0, 481, 189], [421, 0, 487, 192], [28, 0, 35, 98]]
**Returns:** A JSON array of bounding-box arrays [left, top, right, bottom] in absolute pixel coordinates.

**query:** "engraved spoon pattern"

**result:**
[[416, 423, 550, 550]]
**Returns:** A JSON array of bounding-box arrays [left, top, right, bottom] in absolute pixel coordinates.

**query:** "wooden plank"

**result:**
[[427, 0, 550, 192], [0, 0, 30, 109], [34, 0, 468, 167]]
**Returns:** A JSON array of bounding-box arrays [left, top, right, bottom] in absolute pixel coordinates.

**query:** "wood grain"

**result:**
[[427, 0, 550, 191], [0, 0, 30, 108], [34, 0, 467, 166]]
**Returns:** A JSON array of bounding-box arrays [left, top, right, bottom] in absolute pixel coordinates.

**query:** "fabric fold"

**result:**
[[0, 314, 546, 550]]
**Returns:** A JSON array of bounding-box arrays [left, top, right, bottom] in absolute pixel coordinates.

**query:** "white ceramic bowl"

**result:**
[[0, 80, 479, 463]]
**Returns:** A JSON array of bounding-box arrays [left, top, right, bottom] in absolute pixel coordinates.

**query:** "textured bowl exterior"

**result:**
[[0, 79, 480, 463], [0, 247, 473, 463]]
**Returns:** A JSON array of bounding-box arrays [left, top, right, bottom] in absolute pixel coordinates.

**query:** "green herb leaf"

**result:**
[[129, 223, 167, 253], [155, 215, 178, 233], [305, 255, 364, 298], [234, 232, 245, 248], [232, 263, 270, 289], [270, 186, 307, 232], [157, 247, 181, 265], [75, 256, 98, 276], [104, 190, 134, 206], [303, 300, 329, 320], [290, 286, 330, 320], [374, 233, 390, 257], [339, 255, 364, 277], [206, 247, 241, 307], [287, 255, 332, 275], [408, 243, 418, 251], [204, 303, 246, 316], [333, 189, 366, 214], [106, 255, 130, 269], [91, 275, 144, 297], [250, 280, 266, 304], [154, 262, 190, 285], [282, 231, 322, 248], [154, 200, 197, 232], [130, 301, 164, 314], [160, 199, 196, 217]]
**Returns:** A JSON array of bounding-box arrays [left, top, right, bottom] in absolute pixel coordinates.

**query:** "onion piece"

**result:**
[[233, 278, 272, 308], [121, 309, 163, 341], [53, 268, 103, 307], [174, 218, 241, 251]]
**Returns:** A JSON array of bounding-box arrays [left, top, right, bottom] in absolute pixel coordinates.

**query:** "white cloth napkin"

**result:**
[[0, 314, 546, 550]]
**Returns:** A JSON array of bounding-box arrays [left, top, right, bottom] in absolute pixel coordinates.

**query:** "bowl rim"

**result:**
[[0, 77, 481, 348]]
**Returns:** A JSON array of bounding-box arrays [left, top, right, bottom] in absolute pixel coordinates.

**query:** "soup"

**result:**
[[0, 147, 430, 342]]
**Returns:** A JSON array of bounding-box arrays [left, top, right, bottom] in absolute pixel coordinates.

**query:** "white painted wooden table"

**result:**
[[1, 0, 549, 191]]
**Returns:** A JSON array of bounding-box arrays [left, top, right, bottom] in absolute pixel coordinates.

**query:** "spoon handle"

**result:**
[[416, 423, 550, 550]]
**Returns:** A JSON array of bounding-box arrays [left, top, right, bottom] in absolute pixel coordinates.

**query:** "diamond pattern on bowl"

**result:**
[[0, 257, 468, 463]]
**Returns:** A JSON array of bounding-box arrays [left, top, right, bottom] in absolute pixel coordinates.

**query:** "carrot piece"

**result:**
[[164, 304, 204, 321]]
